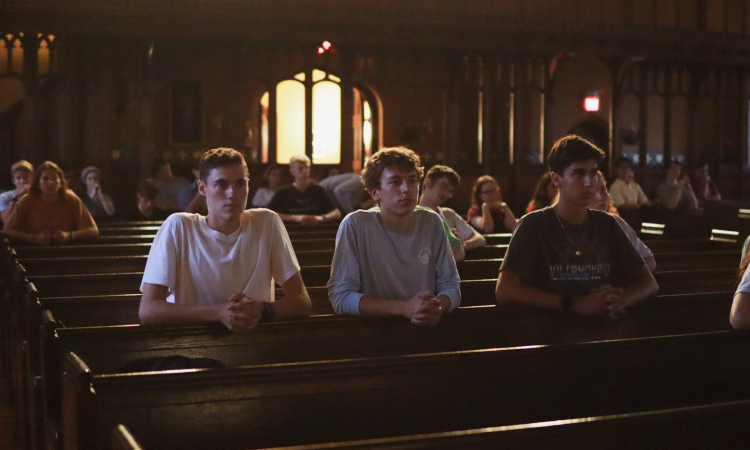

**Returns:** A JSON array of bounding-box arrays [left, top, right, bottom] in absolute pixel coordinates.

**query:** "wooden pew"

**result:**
[[110, 399, 750, 450], [36, 292, 734, 449], [25, 266, 739, 300], [15, 245, 742, 280], [58, 330, 750, 450], [11, 235, 740, 267]]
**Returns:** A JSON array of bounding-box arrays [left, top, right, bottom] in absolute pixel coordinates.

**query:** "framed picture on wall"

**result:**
[[169, 80, 203, 145]]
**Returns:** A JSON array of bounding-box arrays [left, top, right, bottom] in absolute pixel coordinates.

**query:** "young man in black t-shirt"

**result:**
[[267, 154, 341, 225], [495, 135, 658, 318]]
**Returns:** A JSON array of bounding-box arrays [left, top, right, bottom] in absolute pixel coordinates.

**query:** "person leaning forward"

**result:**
[[139, 148, 311, 333], [495, 135, 658, 318]]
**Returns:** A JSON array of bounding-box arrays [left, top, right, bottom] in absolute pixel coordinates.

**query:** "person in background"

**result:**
[[57, 161, 78, 195], [267, 154, 341, 225], [609, 157, 650, 212], [467, 175, 517, 233], [153, 158, 189, 211], [0, 160, 34, 224], [80, 166, 116, 219], [251, 164, 286, 208], [179, 158, 207, 214], [656, 160, 699, 211], [526, 172, 558, 214], [690, 161, 721, 203], [591, 172, 656, 272], [122, 178, 173, 221], [419, 165, 486, 252], [318, 171, 374, 216], [3, 161, 98, 245]]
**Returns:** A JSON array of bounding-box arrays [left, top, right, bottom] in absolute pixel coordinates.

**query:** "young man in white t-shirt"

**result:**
[[418, 165, 486, 252], [140, 148, 311, 332]]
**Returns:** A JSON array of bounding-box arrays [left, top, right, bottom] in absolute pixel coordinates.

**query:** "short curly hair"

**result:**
[[361, 147, 424, 190], [199, 148, 248, 182]]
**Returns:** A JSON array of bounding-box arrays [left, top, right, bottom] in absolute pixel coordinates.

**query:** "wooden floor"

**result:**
[[0, 379, 20, 450]]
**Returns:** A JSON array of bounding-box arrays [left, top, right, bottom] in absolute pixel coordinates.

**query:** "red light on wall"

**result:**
[[322, 41, 332, 50], [584, 96, 600, 112], [318, 47, 325, 54]]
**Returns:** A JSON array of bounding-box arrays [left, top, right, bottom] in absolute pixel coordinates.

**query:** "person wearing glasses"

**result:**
[[467, 176, 517, 233]]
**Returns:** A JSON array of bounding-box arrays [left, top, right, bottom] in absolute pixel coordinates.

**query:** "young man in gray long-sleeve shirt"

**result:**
[[327, 147, 461, 325]]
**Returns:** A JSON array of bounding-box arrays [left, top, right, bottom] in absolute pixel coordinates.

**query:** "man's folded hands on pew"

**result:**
[[220, 293, 263, 333], [404, 291, 443, 326], [571, 285, 627, 319]]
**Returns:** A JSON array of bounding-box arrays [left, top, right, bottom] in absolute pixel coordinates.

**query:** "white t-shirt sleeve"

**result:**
[[737, 264, 750, 295], [430, 215, 461, 311], [442, 208, 474, 241], [268, 211, 301, 286], [0, 191, 14, 212], [140, 215, 180, 294], [613, 215, 653, 259]]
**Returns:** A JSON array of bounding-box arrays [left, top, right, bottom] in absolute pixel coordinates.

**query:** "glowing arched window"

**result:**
[[276, 79, 305, 163], [272, 70, 341, 164], [363, 101, 373, 159], [312, 80, 341, 164], [11, 36, 23, 75], [260, 92, 269, 163], [259, 69, 379, 166], [37, 34, 55, 76]]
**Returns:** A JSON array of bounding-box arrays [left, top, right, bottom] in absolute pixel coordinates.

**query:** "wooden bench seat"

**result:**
[[110, 398, 750, 450], [59, 329, 750, 449], [35, 291, 733, 449]]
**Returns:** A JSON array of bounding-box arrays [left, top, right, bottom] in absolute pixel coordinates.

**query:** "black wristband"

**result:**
[[260, 301, 275, 322], [560, 295, 574, 313]]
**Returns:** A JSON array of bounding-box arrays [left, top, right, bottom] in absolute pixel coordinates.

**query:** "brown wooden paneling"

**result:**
[[706, 0, 726, 32], [678, 0, 700, 29], [633, 0, 656, 26], [725, 0, 745, 34], [657, 0, 678, 29]]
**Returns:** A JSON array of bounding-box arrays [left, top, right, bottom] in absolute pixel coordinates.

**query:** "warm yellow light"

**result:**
[[260, 92, 269, 164], [328, 74, 341, 83], [363, 101, 371, 120], [363, 121, 372, 155], [276, 80, 306, 164], [312, 69, 326, 83], [312, 80, 341, 164], [294, 72, 305, 82], [11, 39, 23, 74], [38, 40, 50, 75]]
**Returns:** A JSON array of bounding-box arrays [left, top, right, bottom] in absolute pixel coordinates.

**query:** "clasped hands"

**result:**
[[403, 291, 443, 326], [571, 285, 627, 319], [218, 293, 264, 333], [32, 230, 72, 246]]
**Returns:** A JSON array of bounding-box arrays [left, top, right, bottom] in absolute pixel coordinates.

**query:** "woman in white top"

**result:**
[[252, 164, 285, 208]]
